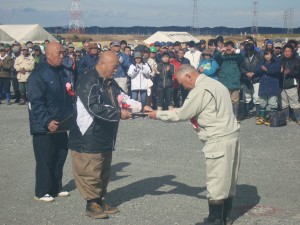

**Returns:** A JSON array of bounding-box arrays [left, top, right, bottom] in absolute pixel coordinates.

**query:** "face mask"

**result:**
[[190, 47, 195, 53]]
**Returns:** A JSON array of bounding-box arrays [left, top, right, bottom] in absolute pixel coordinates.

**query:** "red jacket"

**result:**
[[170, 59, 181, 89]]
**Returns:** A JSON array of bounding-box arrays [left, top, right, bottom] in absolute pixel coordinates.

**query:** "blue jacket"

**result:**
[[178, 57, 190, 65], [113, 52, 131, 78], [27, 62, 73, 134], [63, 54, 75, 81], [256, 58, 281, 96], [198, 58, 219, 80], [78, 53, 99, 76]]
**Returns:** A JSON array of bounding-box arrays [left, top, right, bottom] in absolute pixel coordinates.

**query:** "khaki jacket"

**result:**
[[157, 74, 240, 141], [14, 54, 35, 82], [0, 55, 13, 78]]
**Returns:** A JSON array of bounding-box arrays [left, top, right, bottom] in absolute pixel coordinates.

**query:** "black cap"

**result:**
[[174, 41, 181, 46]]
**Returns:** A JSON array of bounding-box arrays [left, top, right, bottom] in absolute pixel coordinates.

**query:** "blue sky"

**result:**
[[0, 0, 299, 28]]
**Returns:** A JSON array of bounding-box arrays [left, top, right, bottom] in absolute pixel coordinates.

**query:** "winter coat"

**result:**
[[27, 62, 73, 134], [128, 62, 151, 91], [78, 53, 99, 75], [113, 52, 131, 78], [63, 54, 75, 81], [256, 58, 281, 96], [14, 54, 35, 82], [0, 54, 13, 78], [156, 62, 174, 88], [177, 57, 190, 65], [280, 55, 300, 89], [170, 59, 181, 89], [68, 68, 122, 154], [240, 51, 263, 87], [216, 53, 244, 90], [184, 50, 201, 68], [197, 58, 219, 80]]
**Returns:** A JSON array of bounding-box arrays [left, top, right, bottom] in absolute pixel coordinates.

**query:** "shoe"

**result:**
[[34, 194, 55, 202], [99, 199, 119, 214], [85, 202, 108, 219], [57, 191, 70, 197]]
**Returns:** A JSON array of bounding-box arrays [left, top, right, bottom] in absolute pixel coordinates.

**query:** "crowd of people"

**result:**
[[1, 36, 300, 126]]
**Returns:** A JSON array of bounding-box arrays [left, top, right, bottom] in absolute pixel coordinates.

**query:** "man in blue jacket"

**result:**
[[78, 43, 100, 76], [27, 42, 73, 202], [111, 41, 131, 93]]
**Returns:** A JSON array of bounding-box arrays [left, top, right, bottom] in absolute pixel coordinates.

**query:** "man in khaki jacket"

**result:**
[[149, 64, 241, 225], [14, 45, 35, 104]]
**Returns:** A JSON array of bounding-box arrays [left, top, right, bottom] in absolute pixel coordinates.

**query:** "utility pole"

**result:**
[[68, 0, 85, 34], [191, 0, 200, 35], [251, 0, 259, 36], [283, 10, 288, 33]]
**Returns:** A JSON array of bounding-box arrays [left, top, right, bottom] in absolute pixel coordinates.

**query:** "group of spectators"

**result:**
[[1, 35, 300, 125]]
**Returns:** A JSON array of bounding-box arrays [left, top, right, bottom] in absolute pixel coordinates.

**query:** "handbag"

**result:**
[[269, 110, 287, 127]]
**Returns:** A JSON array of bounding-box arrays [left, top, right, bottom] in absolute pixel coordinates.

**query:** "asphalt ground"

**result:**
[[0, 103, 300, 225]]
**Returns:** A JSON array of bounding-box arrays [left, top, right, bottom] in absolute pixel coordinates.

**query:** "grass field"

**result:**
[[58, 33, 300, 49]]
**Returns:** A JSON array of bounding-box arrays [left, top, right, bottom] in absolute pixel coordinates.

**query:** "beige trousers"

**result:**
[[202, 134, 241, 201], [71, 151, 112, 201]]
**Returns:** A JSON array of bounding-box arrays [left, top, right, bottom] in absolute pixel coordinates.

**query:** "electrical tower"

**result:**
[[191, 0, 200, 35], [251, 0, 259, 35], [68, 0, 85, 34], [283, 10, 288, 33], [287, 8, 294, 34]]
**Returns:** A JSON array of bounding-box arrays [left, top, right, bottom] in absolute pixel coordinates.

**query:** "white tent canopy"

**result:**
[[0, 24, 57, 43], [144, 31, 199, 45]]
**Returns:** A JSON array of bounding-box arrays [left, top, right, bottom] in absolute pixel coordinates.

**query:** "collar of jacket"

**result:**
[[46, 62, 64, 73]]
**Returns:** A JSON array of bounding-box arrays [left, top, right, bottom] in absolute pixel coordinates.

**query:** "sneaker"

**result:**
[[34, 194, 55, 202], [99, 199, 119, 214], [57, 191, 70, 197], [85, 202, 108, 219]]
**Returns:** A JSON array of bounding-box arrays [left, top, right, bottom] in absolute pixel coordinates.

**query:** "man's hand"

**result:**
[[283, 69, 290, 76], [199, 67, 204, 73], [246, 72, 254, 78], [148, 111, 157, 120], [121, 109, 132, 120], [48, 120, 59, 133], [261, 66, 267, 72]]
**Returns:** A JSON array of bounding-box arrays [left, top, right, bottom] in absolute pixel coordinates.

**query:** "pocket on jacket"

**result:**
[[204, 151, 225, 159]]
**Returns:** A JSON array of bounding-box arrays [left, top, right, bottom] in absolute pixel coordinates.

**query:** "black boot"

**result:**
[[255, 104, 260, 119], [282, 107, 290, 123], [232, 103, 239, 121], [223, 198, 233, 225], [293, 108, 300, 125], [200, 200, 224, 225], [240, 103, 250, 120]]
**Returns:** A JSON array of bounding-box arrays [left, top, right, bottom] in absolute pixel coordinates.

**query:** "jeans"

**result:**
[[131, 90, 147, 107]]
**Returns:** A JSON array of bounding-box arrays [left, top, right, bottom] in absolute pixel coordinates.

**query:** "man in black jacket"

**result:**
[[28, 42, 73, 202], [68, 51, 131, 219], [240, 43, 263, 120]]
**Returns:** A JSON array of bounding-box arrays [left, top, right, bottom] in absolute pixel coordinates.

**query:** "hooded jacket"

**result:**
[[128, 62, 151, 91]]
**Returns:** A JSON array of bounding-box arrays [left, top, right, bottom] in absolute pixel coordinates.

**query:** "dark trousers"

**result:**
[[157, 87, 173, 107], [11, 78, 20, 101], [32, 132, 68, 197], [0, 77, 11, 98]]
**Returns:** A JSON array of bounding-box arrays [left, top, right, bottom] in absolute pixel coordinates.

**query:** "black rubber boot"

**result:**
[[223, 198, 233, 225], [232, 103, 239, 121], [282, 107, 290, 122], [199, 200, 224, 225], [255, 104, 260, 119], [293, 108, 300, 125]]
